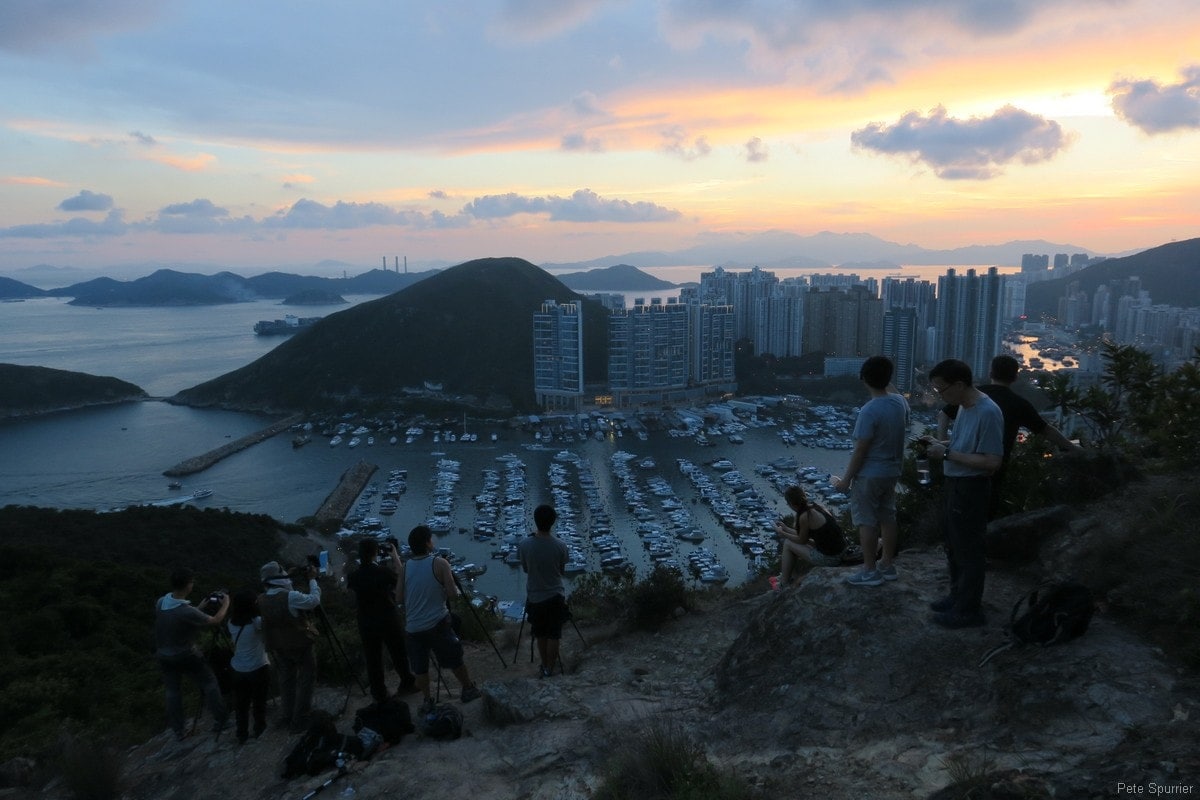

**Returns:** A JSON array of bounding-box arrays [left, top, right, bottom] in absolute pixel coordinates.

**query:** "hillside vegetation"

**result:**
[[0, 364, 147, 418]]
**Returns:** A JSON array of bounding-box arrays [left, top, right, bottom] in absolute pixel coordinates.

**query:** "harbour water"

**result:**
[[1, 294, 859, 602]]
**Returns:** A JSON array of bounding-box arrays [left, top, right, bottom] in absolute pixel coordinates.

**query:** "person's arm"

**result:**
[[835, 438, 870, 493], [1040, 424, 1081, 451], [395, 562, 406, 607], [434, 557, 460, 598], [936, 409, 953, 440], [289, 570, 322, 611], [928, 443, 1003, 474]]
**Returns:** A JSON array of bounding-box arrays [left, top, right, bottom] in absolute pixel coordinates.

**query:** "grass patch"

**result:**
[[594, 716, 752, 800]]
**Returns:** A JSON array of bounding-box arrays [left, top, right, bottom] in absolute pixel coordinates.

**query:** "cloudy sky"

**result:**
[[1, 0, 1198, 274]]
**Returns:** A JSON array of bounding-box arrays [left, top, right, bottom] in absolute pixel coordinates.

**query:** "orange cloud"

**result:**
[[2, 176, 66, 186], [149, 152, 216, 172]]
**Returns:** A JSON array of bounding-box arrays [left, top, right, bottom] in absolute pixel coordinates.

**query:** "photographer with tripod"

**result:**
[[346, 538, 419, 705], [259, 560, 322, 733], [518, 505, 570, 678], [398, 525, 481, 714], [153, 567, 230, 741]]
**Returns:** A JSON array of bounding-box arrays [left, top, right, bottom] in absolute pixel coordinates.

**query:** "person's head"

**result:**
[[859, 355, 894, 391], [989, 354, 1020, 384], [783, 485, 811, 512], [929, 359, 975, 404], [259, 560, 291, 589], [533, 504, 557, 532], [169, 567, 194, 594], [359, 537, 379, 564], [408, 524, 433, 556], [229, 587, 258, 627]]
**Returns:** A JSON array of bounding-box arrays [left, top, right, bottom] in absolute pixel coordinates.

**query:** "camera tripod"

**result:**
[[512, 596, 587, 674], [314, 604, 368, 711]]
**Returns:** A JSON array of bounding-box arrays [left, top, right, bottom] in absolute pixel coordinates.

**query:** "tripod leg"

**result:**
[[513, 612, 525, 662]]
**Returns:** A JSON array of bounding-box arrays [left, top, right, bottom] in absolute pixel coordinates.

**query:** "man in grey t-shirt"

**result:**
[[154, 567, 230, 740], [836, 355, 909, 587], [518, 504, 570, 677]]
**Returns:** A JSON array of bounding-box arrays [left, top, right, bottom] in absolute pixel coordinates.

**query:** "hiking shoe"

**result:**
[[419, 697, 436, 715], [460, 685, 482, 704], [845, 569, 883, 587], [929, 596, 955, 613], [395, 678, 420, 696], [931, 610, 986, 629], [878, 564, 899, 582], [768, 575, 781, 591], [539, 665, 554, 679]]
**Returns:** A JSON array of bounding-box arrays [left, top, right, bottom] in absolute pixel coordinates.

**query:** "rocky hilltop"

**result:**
[[29, 471, 1198, 800]]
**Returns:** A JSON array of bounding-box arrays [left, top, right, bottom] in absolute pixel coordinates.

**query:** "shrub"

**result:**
[[594, 716, 751, 800], [60, 733, 125, 800], [627, 565, 691, 632]]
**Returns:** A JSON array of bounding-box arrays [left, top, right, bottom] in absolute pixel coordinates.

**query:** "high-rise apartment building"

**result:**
[[607, 299, 690, 406], [803, 284, 882, 358], [882, 308, 919, 392], [532, 299, 584, 410], [934, 267, 1005, 381]]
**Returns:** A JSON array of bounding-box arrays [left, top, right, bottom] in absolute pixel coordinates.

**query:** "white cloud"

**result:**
[[462, 188, 680, 222], [850, 105, 1072, 180], [660, 127, 712, 161], [1109, 66, 1200, 134], [744, 137, 769, 163]]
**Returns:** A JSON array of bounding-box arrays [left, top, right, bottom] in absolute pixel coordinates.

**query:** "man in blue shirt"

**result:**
[[924, 359, 1004, 628]]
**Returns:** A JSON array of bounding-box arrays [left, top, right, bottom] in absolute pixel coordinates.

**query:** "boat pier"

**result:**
[[163, 413, 304, 477], [314, 460, 377, 525]]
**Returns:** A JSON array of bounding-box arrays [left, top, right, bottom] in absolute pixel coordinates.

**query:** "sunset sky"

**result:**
[[1, 0, 1198, 276]]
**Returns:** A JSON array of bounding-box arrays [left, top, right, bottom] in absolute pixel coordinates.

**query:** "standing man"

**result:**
[[399, 525, 481, 714], [258, 560, 322, 732], [346, 538, 418, 705], [938, 354, 1081, 518], [836, 355, 909, 587], [924, 359, 1004, 629], [518, 504, 571, 677], [153, 567, 230, 741]]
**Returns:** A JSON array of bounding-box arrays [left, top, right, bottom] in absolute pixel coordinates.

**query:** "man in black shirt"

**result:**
[[346, 538, 418, 703], [939, 354, 1080, 517]]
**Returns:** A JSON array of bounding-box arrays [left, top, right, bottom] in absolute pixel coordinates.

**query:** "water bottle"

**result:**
[[916, 458, 931, 485]]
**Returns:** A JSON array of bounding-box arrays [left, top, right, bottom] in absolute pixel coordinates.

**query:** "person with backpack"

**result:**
[[227, 587, 270, 745], [258, 560, 322, 732], [773, 485, 846, 589], [398, 525, 482, 714], [346, 538, 419, 704], [153, 567, 230, 741], [518, 504, 571, 677]]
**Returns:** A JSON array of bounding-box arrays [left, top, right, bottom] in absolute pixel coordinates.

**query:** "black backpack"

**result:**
[[354, 698, 414, 746], [1010, 581, 1095, 645], [281, 712, 364, 779], [418, 704, 463, 741], [979, 581, 1095, 666]]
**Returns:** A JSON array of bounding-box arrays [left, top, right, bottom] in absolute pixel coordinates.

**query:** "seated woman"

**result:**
[[773, 485, 846, 588]]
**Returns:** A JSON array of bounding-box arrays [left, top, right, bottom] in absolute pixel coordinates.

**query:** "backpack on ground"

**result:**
[[1010, 581, 1094, 645], [978, 581, 1095, 666], [354, 698, 414, 746], [418, 703, 463, 741], [281, 711, 365, 779]]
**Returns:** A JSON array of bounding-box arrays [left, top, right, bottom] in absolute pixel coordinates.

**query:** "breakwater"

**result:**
[[163, 413, 304, 476], [314, 459, 377, 524]]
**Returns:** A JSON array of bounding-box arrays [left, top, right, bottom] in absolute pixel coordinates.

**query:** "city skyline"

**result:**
[[2, 2, 1199, 275]]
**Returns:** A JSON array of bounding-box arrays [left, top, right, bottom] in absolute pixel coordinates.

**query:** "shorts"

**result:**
[[526, 595, 567, 640], [849, 476, 898, 528], [801, 545, 843, 567], [405, 615, 464, 675]]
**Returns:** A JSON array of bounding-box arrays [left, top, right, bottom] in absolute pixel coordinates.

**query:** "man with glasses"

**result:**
[[922, 359, 1004, 628]]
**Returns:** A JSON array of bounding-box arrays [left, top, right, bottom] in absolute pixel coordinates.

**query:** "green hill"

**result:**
[[1025, 237, 1200, 318], [171, 257, 609, 412], [0, 364, 147, 418]]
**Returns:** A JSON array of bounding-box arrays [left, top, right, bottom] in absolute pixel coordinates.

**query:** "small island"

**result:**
[[283, 288, 346, 305]]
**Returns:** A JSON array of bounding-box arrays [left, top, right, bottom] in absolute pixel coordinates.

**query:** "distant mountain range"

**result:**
[[540, 230, 1112, 272], [0, 364, 147, 418], [1024, 238, 1200, 317], [0, 268, 431, 306], [171, 257, 609, 413]]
